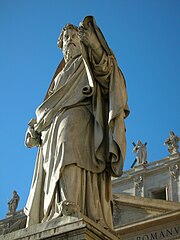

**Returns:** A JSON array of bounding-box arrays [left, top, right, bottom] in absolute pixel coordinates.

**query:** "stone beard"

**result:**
[[59, 25, 81, 63], [24, 16, 129, 230], [63, 43, 81, 62]]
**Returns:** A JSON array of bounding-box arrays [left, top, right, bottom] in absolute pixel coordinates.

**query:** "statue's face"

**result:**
[[62, 28, 81, 62]]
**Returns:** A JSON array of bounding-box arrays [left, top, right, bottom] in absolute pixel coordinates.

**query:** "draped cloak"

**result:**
[[24, 17, 129, 228]]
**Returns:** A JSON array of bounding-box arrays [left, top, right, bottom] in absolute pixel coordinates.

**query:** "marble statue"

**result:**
[[164, 131, 180, 154], [8, 191, 20, 214], [132, 141, 147, 165], [24, 16, 129, 229]]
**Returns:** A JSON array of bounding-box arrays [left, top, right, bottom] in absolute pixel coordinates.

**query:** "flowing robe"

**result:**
[[24, 21, 129, 229]]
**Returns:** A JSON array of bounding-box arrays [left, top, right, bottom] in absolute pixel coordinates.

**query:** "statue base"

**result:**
[[0, 215, 120, 240]]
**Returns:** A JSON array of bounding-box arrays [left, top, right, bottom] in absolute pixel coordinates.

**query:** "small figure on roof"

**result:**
[[8, 191, 20, 214], [164, 131, 180, 154], [131, 141, 147, 168]]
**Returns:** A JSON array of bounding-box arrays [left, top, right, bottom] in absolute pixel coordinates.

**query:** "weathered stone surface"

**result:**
[[0, 210, 26, 235], [0, 215, 120, 240], [113, 193, 180, 228], [116, 211, 180, 240]]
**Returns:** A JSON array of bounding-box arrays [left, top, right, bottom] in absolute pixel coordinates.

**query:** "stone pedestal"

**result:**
[[0, 215, 120, 240], [0, 210, 26, 235]]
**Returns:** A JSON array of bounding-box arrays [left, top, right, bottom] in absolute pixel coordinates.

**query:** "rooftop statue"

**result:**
[[164, 131, 180, 154], [131, 141, 147, 168], [8, 191, 20, 214], [24, 16, 129, 230]]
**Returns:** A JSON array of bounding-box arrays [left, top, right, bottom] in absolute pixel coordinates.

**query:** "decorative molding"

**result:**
[[134, 175, 143, 192], [169, 164, 179, 180]]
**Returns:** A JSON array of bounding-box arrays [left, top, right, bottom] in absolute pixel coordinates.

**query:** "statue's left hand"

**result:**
[[24, 126, 41, 148], [78, 22, 101, 50]]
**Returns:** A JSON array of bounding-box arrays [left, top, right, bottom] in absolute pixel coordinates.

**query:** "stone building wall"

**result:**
[[112, 153, 180, 202]]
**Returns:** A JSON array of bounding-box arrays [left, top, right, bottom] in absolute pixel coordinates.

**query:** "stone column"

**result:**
[[134, 175, 143, 197], [169, 164, 179, 202]]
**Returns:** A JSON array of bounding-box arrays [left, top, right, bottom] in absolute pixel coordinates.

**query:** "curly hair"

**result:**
[[57, 24, 78, 49]]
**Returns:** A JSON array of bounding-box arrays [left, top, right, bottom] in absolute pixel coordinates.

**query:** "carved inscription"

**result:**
[[136, 226, 180, 240]]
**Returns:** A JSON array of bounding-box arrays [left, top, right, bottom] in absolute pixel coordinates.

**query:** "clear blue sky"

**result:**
[[0, 0, 179, 219]]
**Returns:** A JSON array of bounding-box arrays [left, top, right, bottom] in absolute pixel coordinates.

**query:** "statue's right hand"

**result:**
[[79, 24, 101, 51], [24, 126, 41, 148]]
